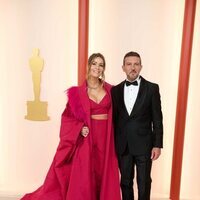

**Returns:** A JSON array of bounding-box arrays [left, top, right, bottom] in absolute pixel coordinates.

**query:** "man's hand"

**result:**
[[151, 147, 161, 161]]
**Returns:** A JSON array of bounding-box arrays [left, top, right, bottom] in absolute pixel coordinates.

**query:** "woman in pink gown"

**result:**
[[21, 53, 121, 200]]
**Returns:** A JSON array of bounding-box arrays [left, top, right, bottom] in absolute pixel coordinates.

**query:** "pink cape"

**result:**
[[21, 82, 121, 200]]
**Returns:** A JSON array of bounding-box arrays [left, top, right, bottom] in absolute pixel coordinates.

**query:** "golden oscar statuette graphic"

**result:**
[[25, 48, 50, 121]]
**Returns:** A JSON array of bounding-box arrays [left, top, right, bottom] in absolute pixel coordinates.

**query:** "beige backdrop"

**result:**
[[0, 0, 199, 199]]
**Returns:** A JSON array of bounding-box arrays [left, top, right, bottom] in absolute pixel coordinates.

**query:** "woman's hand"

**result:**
[[81, 126, 89, 137]]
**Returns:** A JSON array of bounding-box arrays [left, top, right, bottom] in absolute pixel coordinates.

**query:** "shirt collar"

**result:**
[[125, 75, 141, 85]]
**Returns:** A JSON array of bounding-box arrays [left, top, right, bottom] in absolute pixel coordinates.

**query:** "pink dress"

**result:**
[[89, 93, 110, 199], [21, 83, 121, 200], [65, 92, 121, 200]]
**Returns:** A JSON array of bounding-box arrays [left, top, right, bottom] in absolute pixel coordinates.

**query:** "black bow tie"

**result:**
[[125, 80, 138, 86]]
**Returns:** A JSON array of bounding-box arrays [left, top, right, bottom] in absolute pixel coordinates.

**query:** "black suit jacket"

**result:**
[[111, 76, 163, 156]]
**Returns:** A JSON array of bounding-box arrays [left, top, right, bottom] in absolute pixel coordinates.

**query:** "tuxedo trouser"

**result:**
[[118, 147, 152, 200]]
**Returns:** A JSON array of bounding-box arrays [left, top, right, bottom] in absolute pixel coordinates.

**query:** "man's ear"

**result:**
[[122, 65, 125, 72]]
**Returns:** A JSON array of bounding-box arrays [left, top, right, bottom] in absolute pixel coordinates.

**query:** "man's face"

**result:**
[[122, 56, 142, 81]]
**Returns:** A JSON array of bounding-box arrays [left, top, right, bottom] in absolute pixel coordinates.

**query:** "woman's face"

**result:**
[[88, 57, 104, 78]]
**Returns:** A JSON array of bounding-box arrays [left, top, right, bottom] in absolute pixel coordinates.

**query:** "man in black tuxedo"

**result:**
[[111, 51, 163, 200]]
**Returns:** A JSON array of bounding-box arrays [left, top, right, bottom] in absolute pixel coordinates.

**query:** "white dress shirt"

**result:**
[[124, 76, 141, 115]]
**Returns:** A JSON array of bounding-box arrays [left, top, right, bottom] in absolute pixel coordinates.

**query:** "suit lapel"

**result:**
[[118, 81, 130, 117]]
